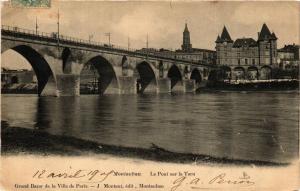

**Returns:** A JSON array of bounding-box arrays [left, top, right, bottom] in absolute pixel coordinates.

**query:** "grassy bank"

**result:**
[[1, 121, 288, 166]]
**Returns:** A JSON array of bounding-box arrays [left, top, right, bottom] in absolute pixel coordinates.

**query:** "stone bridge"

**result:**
[[1, 25, 215, 96]]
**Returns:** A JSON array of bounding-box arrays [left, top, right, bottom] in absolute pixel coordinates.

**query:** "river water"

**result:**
[[1, 92, 299, 163]]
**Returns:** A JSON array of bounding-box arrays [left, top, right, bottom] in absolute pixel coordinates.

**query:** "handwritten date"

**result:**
[[32, 169, 115, 183]]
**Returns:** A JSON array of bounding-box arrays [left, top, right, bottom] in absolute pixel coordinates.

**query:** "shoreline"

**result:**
[[2, 79, 299, 94], [1, 121, 289, 166], [205, 79, 299, 91]]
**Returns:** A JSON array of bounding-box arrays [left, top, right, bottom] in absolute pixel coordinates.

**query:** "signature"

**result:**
[[32, 168, 115, 183], [171, 172, 255, 191]]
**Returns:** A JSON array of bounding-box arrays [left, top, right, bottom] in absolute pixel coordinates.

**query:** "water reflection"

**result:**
[[1, 92, 299, 163]]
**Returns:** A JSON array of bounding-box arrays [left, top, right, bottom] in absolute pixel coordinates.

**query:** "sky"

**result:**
[[1, 1, 300, 69]]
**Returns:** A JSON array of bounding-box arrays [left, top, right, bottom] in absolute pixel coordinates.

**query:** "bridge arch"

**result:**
[[208, 69, 219, 82], [167, 64, 182, 89], [247, 66, 259, 80], [190, 68, 202, 84], [233, 66, 245, 80], [260, 65, 272, 80], [1, 45, 56, 96], [220, 65, 232, 80], [80, 55, 119, 94], [135, 61, 157, 94]]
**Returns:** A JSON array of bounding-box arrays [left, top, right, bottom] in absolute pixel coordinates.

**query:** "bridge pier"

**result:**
[[183, 79, 196, 93], [118, 76, 136, 94], [157, 78, 171, 93], [40, 76, 59, 97], [171, 81, 184, 93], [56, 74, 80, 96], [142, 79, 157, 94]]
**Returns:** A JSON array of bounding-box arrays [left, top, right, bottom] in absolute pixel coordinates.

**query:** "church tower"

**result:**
[[181, 23, 192, 52]]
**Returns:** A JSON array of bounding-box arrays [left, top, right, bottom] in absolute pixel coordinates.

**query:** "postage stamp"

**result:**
[[11, 0, 50, 8]]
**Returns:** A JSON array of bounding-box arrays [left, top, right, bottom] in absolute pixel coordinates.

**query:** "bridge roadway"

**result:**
[[1, 25, 216, 96]]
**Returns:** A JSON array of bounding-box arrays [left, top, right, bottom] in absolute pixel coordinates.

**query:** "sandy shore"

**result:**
[[1, 121, 288, 166]]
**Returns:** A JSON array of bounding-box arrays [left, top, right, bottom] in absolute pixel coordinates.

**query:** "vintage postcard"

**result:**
[[1, 0, 299, 191]]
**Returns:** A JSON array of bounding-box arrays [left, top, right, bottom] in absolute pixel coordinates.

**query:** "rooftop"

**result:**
[[278, 44, 300, 52], [233, 38, 257, 48], [258, 23, 277, 41], [218, 26, 233, 43], [176, 48, 215, 53]]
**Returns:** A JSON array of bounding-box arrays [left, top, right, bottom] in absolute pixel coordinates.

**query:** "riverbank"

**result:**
[[2, 79, 299, 94], [1, 83, 37, 94], [206, 79, 299, 91], [1, 121, 288, 166], [1, 83, 99, 94]]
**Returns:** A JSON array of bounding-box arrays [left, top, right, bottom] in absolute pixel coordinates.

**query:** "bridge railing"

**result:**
[[1, 25, 215, 67]]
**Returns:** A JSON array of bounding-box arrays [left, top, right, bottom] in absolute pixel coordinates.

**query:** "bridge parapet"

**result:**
[[1, 25, 215, 68]]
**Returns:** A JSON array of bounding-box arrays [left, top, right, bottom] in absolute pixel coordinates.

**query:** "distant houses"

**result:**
[[136, 23, 216, 65], [1, 67, 37, 84], [277, 44, 300, 70]]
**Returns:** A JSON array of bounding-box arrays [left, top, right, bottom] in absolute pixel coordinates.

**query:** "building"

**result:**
[[1, 68, 36, 84], [175, 48, 216, 65], [175, 23, 216, 64], [215, 23, 278, 80], [181, 23, 193, 52], [136, 23, 216, 65], [279, 44, 300, 60], [277, 44, 299, 70]]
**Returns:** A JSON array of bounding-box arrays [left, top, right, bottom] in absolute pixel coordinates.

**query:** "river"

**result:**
[[1, 91, 299, 163]]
